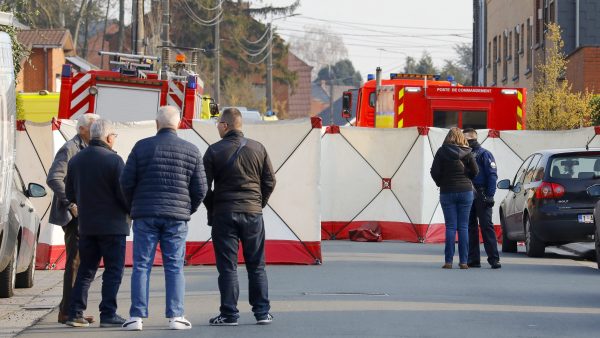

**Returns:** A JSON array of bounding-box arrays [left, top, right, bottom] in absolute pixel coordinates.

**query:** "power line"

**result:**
[[196, 0, 224, 11], [295, 15, 472, 32], [177, 0, 223, 26]]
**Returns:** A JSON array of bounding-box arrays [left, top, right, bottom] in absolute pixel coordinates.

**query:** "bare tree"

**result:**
[[73, 0, 89, 52], [289, 25, 348, 80]]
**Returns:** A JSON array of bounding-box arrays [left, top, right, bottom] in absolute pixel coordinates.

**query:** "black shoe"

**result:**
[[209, 314, 238, 326], [100, 314, 127, 327], [491, 262, 502, 269], [256, 313, 273, 325], [467, 262, 481, 268]]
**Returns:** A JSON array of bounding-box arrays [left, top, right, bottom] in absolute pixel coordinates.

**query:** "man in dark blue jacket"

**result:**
[[65, 119, 129, 327], [120, 106, 207, 331], [463, 128, 501, 269]]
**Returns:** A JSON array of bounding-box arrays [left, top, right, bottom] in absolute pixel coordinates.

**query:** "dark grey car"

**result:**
[[497, 149, 600, 257], [0, 167, 46, 298]]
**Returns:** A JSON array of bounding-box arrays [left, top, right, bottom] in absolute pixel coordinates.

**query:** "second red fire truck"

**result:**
[[342, 68, 526, 131]]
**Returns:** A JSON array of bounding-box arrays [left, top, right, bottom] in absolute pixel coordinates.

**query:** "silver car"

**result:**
[[0, 166, 46, 298]]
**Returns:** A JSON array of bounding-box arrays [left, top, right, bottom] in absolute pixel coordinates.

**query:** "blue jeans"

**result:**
[[440, 191, 474, 264], [129, 218, 188, 318]]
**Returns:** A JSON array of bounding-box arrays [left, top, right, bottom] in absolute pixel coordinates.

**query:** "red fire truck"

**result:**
[[58, 49, 218, 124], [342, 70, 526, 130]]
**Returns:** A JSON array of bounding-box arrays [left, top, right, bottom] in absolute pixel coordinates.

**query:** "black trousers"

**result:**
[[468, 191, 500, 265], [211, 212, 270, 319], [59, 218, 80, 316], [69, 235, 126, 320]]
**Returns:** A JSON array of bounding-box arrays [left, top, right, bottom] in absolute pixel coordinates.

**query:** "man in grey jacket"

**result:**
[[47, 113, 99, 324]]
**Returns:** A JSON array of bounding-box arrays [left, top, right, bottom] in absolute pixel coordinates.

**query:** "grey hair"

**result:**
[[76, 113, 100, 130], [90, 119, 115, 140], [156, 106, 181, 129]]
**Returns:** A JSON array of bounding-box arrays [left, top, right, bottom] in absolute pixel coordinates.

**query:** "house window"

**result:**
[[503, 32, 508, 81], [549, 0, 555, 23], [509, 32, 513, 59], [521, 23, 525, 53], [493, 36, 498, 85], [488, 41, 492, 67], [514, 27, 520, 79], [527, 18, 533, 73]]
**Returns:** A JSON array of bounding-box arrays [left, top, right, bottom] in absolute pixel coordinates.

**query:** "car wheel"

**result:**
[[500, 213, 517, 253], [0, 242, 18, 298], [16, 239, 36, 288], [525, 216, 545, 257], [595, 225, 600, 270]]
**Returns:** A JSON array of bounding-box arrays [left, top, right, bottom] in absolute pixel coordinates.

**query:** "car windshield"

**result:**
[[549, 155, 600, 179]]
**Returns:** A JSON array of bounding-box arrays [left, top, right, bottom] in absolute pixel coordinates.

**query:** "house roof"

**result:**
[[17, 29, 74, 52]]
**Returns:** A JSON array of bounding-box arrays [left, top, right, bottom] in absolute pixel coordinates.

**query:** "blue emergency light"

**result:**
[[367, 74, 375, 81], [187, 75, 197, 89], [61, 64, 72, 78]]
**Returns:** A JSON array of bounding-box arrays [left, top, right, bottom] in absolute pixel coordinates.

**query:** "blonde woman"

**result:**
[[430, 128, 479, 269]]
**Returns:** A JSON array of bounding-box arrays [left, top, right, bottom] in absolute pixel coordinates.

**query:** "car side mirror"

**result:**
[[587, 184, 600, 197], [27, 183, 47, 198], [209, 102, 219, 117], [341, 91, 352, 119], [497, 179, 511, 190]]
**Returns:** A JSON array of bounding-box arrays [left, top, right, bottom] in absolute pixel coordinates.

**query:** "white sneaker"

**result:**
[[169, 316, 192, 330], [122, 317, 143, 331]]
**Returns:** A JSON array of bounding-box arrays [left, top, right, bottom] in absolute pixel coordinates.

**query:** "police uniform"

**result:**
[[468, 141, 501, 267]]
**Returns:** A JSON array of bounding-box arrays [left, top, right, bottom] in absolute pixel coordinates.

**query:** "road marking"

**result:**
[[324, 252, 585, 267], [271, 300, 600, 315]]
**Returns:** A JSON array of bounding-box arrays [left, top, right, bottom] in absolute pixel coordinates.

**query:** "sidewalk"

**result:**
[[0, 270, 64, 338]]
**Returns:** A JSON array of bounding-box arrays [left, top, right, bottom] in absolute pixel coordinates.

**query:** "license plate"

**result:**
[[578, 214, 594, 223]]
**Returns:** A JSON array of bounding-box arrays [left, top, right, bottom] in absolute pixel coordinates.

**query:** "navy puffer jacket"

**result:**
[[120, 128, 208, 221]]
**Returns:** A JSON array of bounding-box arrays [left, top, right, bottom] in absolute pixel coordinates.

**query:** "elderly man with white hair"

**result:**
[[120, 105, 207, 331], [65, 119, 129, 327], [47, 112, 99, 324]]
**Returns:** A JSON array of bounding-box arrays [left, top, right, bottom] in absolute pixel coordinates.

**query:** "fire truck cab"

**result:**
[[58, 49, 218, 124], [343, 72, 526, 130]]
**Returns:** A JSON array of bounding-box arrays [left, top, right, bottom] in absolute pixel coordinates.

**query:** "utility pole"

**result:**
[[133, 0, 145, 55], [161, 0, 169, 46], [266, 22, 273, 114], [214, 0, 221, 104]]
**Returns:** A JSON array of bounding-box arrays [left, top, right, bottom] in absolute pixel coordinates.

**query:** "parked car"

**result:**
[[0, 167, 47, 298], [588, 185, 600, 269], [497, 149, 600, 257]]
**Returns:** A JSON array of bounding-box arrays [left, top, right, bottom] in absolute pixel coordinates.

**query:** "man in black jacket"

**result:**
[[204, 108, 276, 326], [65, 119, 129, 327], [120, 106, 207, 331]]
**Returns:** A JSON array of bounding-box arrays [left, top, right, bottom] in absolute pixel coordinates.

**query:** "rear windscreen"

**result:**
[[549, 155, 600, 179]]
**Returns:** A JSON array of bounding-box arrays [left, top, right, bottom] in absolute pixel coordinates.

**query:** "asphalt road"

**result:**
[[14, 241, 600, 338]]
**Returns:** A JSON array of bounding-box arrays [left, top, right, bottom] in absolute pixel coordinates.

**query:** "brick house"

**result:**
[[16, 29, 75, 92], [473, 0, 600, 94]]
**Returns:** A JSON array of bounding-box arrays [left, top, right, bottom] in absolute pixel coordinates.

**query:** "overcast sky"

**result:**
[[251, 0, 473, 79]]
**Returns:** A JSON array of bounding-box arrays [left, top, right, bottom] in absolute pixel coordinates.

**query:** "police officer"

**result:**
[[463, 128, 501, 269]]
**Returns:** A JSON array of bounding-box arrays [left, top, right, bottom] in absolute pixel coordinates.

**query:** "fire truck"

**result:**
[[342, 68, 526, 130], [58, 48, 218, 124]]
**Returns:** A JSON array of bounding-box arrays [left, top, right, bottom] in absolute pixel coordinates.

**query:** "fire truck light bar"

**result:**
[[501, 89, 518, 95], [405, 87, 421, 93]]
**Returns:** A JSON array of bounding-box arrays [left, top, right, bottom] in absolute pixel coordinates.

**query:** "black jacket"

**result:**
[[120, 128, 208, 221], [430, 144, 479, 193], [203, 130, 276, 219], [66, 139, 130, 236]]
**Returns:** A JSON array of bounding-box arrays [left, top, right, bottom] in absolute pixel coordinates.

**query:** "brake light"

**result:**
[[535, 182, 565, 199]]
